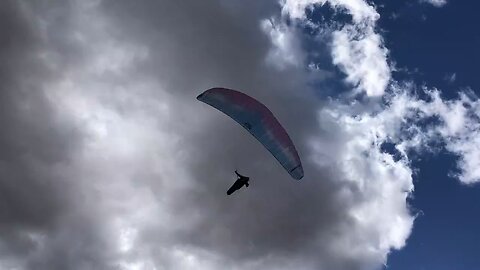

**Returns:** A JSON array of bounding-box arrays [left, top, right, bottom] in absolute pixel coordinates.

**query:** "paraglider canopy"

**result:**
[[197, 87, 303, 180]]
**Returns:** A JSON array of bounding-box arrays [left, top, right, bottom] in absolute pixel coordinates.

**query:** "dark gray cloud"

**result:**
[[0, 0, 418, 269], [0, 0, 71, 243], [92, 1, 390, 269], [0, 1, 119, 269]]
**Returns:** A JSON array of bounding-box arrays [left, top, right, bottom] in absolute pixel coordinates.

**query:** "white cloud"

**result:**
[[281, 0, 390, 97], [281, 0, 378, 23], [313, 104, 416, 267], [420, 0, 448, 8], [444, 72, 457, 83], [312, 84, 480, 265], [331, 25, 390, 96], [412, 90, 480, 184], [332, 86, 480, 185], [261, 18, 305, 69]]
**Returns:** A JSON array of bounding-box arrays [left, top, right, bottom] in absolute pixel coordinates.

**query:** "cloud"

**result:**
[[1, 0, 479, 270], [420, 0, 448, 8], [409, 90, 480, 184], [281, 0, 390, 97], [0, 1, 121, 269], [282, 0, 378, 23], [444, 72, 457, 83], [341, 85, 480, 185], [0, 0, 408, 269], [261, 18, 306, 69], [330, 25, 390, 97]]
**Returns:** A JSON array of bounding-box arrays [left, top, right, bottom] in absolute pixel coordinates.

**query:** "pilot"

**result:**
[[227, 170, 250, 195]]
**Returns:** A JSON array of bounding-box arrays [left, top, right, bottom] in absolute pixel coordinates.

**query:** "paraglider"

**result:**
[[196, 88, 304, 182]]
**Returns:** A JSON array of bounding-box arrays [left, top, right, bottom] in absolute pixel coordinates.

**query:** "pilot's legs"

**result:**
[[227, 180, 244, 195], [227, 181, 242, 195]]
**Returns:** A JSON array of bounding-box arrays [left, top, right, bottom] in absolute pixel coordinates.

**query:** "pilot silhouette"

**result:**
[[227, 170, 250, 195]]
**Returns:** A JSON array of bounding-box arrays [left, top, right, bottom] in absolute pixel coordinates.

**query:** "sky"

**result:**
[[0, 0, 479, 270]]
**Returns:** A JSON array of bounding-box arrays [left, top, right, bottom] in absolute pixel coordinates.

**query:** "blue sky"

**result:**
[[372, 1, 480, 268], [388, 151, 480, 269], [377, 0, 480, 94]]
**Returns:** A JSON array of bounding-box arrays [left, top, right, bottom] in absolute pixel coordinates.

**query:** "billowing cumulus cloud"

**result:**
[[0, 0, 479, 270], [388, 89, 480, 184]]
